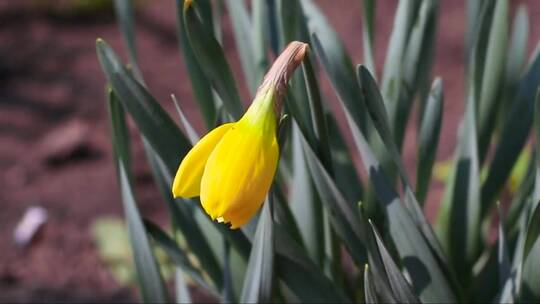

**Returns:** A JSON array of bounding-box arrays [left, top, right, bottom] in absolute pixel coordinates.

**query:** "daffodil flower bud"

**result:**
[[172, 41, 308, 228]]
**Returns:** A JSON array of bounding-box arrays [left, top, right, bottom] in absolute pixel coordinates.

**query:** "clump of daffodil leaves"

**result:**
[[98, 0, 540, 303], [172, 42, 308, 229]]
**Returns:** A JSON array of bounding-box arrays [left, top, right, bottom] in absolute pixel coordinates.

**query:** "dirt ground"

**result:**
[[1, 0, 539, 302]]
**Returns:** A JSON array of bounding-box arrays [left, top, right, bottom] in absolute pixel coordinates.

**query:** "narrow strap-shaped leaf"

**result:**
[[136, 115, 243, 296], [364, 248, 397, 304], [309, 31, 372, 210], [300, 132, 368, 266], [144, 146, 224, 292], [310, 34, 366, 132], [358, 66, 450, 270], [277, 2, 312, 164], [285, 88, 316, 148], [532, 89, 540, 212], [505, 5, 529, 92], [113, 0, 144, 83], [326, 113, 364, 203], [175, 267, 192, 304], [99, 40, 253, 295], [108, 88, 131, 169], [507, 156, 536, 234], [497, 199, 530, 303], [477, 0, 508, 162], [211, 0, 222, 43], [380, 0, 418, 115], [481, 46, 540, 218], [497, 214, 526, 303], [264, 163, 350, 303], [523, 96, 540, 304], [361, 0, 376, 78], [357, 66, 411, 188], [469, 246, 500, 302], [497, 205, 511, 289], [497, 5, 529, 131], [273, 225, 351, 303], [224, 0, 257, 95], [520, 201, 540, 301], [183, 0, 244, 119], [251, 0, 269, 85], [465, 0, 485, 57], [171, 94, 200, 145], [144, 220, 217, 297], [97, 39, 191, 175], [467, 0, 495, 86], [278, 0, 310, 47], [416, 78, 443, 204], [221, 240, 237, 303], [240, 195, 274, 303], [293, 50, 337, 266], [264, 0, 281, 55], [369, 222, 420, 303], [108, 95, 168, 303], [304, 0, 367, 132], [171, 95, 198, 143], [175, 0, 217, 129], [277, 0, 316, 169], [215, 224, 252, 262], [118, 166, 169, 303], [342, 102, 456, 302], [436, 95, 481, 284], [526, 91, 540, 257], [290, 125, 325, 267], [272, 186, 304, 250], [363, 265, 379, 304], [174, 267, 193, 304], [107, 8, 220, 298], [210, 111, 350, 302], [302, 55, 332, 169], [395, 0, 439, 149], [288, 53, 334, 268]]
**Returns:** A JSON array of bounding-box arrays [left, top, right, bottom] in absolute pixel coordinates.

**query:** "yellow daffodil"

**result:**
[[172, 41, 308, 228]]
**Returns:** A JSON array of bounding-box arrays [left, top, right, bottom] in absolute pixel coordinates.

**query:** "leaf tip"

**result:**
[[96, 38, 107, 49], [184, 0, 194, 12], [432, 76, 443, 90]]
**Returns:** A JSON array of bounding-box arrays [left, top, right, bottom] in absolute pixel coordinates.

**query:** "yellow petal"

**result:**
[[200, 118, 279, 228], [172, 123, 234, 198]]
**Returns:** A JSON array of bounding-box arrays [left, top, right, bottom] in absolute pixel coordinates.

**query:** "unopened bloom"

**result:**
[[172, 41, 308, 228]]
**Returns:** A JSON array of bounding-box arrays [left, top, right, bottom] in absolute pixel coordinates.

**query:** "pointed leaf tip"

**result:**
[[184, 0, 193, 11]]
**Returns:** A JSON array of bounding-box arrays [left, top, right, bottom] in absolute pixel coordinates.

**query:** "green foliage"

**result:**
[[97, 0, 540, 302]]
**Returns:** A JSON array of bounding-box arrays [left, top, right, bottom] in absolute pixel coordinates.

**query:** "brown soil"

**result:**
[[1, 0, 539, 302]]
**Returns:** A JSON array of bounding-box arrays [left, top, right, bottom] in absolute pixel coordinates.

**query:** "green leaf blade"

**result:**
[[416, 78, 444, 204], [482, 47, 540, 217], [369, 222, 420, 303], [97, 39, 191, 175], [240, 197, 274, 303], [521, 200, 540, 301], [437, 97, 481, 284], [224, 0, 257, 95], [176, 0, 217, 129], [108, 94, 169, 303], [183, 0, 244, 119], [342, 100, 456, 302]]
